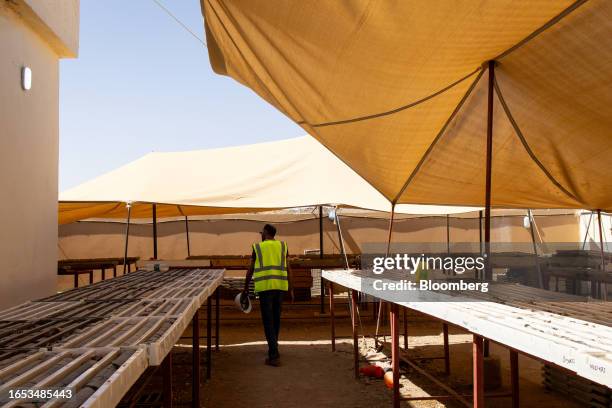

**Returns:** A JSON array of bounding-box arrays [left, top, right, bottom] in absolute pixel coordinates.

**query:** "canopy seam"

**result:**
[[297, 68, 481, 127], [495, 0, 588, 60], [493, 77, 582, 205], [392, 68, 485, 203]]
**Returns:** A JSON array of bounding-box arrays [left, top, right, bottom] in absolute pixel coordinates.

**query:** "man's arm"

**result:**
[[244, 249, 256, 294]]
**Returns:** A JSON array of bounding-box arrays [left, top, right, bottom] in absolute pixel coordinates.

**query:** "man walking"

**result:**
[[243, 224, 290, 366]]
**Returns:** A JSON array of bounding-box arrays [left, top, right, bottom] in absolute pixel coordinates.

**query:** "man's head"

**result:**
[[261, 224, 277, 241]]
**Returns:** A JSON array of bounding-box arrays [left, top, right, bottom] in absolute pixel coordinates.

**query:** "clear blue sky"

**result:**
[[59, 0, 303, 191]]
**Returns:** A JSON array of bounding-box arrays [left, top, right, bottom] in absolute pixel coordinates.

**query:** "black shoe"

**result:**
[[265, 357, 281, 367]]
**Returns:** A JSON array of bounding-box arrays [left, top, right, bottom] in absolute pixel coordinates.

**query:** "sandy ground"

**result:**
[[178, 302, 581, 408]]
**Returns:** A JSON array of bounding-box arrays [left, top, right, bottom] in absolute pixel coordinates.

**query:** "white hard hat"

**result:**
[[234, 292, 252, 314]]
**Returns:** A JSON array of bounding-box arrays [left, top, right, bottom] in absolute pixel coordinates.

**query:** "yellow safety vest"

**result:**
[[252, 240, 288, 293]]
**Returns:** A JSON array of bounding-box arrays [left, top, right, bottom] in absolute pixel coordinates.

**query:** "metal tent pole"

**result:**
[[479, 210, 483, 279], [375, 204, 396, 348], [319, 205, 324, 256], [527, 210, 544, 289], [184, 215, 191, 258], [582, 211, 593, 250], [386, 204, 396, 257], [123, 202, 132, 274], [446, 214, 451, 254], [319, 205, 325, 314], [482, 60, 496, 359], [484, 60, 495, 282], [334, 209, 350, 269], [597, 210, 607, 300], [152, 204, 158, 260]]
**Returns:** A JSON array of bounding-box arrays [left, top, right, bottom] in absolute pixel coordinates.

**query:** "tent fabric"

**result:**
[[59, 137, 478, 224], [201, 0, 612, 210]]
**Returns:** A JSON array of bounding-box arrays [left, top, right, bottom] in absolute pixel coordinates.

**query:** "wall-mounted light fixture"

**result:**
[[21, 66, 32, 91]]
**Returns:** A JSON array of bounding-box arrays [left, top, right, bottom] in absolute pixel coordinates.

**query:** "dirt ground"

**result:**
[[168, 300, 582, 408]]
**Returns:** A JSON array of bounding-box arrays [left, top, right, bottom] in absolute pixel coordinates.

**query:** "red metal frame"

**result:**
[[163, 352, 173, 408], [351, 289, 359, 379], [192, 309, 200, 407], [329, 282, 336, 352], [510, 349, 519, 408], [391, 303, 400, 408], [328, 291, 522, 407], [473, 334, 485, 407], [443, 323, 450, 375]]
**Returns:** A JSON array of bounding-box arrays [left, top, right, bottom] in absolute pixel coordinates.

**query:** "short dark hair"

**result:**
[[263, 224, 276, 237]]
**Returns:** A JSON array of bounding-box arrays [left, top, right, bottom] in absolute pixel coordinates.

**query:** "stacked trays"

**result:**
[[0, 269, 224, 407]]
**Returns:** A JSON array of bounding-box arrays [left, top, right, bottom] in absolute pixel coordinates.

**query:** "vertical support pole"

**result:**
[[162, 352, 173, 408], [192, 309, 200, 408], [375, 204, 396, 347], [443, 323, 450, 375], [386, 204, 396, 257], [403, 307, 408, 350], [329, 281, 335, 351], [334, 209, 350, 270], [74, 273, 78, 288], [484, 60, 495, 282], [351, 290, 359, 379], [123, 203, 132, 274], [473, 334, 485, 408], [215, 287, 220, 350], [510, 349, 519, 408], [372, 300, 378, 322], [152, 203, 158, 260], [597, 210, 607, 300], [581, 211, 593, 250], [391, 304, 400, 408], [185, 215, 191, 258], [207, 298, 212, 379], [319, 205, 325, 314], [527, 209, 544, 289], [479, 210, 483, 279], [446, 215, 451, 254]]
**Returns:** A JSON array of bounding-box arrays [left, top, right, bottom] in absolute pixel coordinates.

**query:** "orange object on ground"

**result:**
[[383, 371, 394, 389]]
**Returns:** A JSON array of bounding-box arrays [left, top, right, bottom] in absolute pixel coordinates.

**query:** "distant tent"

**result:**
[[201, 0, 612, 210], [59, 137, 477, 224]]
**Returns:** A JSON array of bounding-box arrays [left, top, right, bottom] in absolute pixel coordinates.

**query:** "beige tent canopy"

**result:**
[[59, 137, 477, 224], [201, 0, 612, 211]]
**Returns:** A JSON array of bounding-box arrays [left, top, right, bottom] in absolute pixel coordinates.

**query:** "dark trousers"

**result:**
[[258, 290, 284, 359]]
